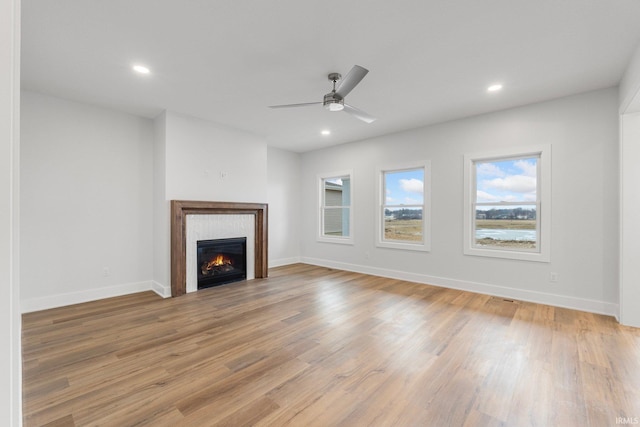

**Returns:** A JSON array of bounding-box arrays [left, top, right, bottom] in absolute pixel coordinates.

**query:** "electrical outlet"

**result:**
[[103, 267, 110, 277], [549, 272, 559, 283]]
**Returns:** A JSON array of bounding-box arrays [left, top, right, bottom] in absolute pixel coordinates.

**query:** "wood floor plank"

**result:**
[[22, 263, 640, 426]]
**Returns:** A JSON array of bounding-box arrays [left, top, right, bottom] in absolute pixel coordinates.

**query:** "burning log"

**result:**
[[201, 254, 234, 276]]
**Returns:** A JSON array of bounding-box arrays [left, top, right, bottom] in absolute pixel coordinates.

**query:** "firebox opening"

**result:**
[[197, 237, 247, 289]]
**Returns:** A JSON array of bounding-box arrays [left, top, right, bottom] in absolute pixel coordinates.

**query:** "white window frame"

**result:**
[[376, 161, 431, 252], [463, 145, 551, 262], [317, 170, 354, 245]]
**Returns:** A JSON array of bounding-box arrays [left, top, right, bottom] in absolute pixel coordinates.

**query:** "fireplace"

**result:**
[[171, 200, 268, 297], [197, 237, 247, 289]]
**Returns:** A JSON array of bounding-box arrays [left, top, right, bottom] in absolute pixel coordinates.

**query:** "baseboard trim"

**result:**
[[300, 257, 619, 318], [269, 257, 302, 268], [21, 260, 619, 318], [151, 280, 171, 298], [22, 281, 156, 313]]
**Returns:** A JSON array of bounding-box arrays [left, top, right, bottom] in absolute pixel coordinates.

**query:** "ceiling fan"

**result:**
[[268, 65, 376, 123]]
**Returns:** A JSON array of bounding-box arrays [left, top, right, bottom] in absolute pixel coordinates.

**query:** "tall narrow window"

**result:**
[[377, 162, 431, 251], [318, 171, 353, 244], [475, 156, 539, 250], [464, 146, 550, 262]]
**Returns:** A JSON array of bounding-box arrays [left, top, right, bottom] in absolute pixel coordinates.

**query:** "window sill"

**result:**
[[377, 240, 430, 252], [317, 236, 354, 245], [464, 246, 550, 262]]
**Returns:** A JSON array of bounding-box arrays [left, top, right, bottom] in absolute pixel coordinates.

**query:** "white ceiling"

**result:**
[[21, 0, 640, 153]]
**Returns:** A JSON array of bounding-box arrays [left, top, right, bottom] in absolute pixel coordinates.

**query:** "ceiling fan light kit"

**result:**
[[269, 65, 376, 123], [324, 99, 345, 111]]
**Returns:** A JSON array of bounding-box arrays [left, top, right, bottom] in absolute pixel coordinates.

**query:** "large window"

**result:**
[[377, 162, 431, 251], [318, 171, 353, 244], [464, 145, 550, 262]]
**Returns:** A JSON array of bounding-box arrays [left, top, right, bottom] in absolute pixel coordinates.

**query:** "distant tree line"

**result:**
[[476, 207, 536, 220], [385, 208, 422, 220]]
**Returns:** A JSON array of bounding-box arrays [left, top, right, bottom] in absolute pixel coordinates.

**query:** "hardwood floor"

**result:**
[[22, 264, 640, 426]]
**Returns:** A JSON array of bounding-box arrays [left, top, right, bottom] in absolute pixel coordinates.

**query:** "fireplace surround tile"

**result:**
[[186, 215, 255, 292]]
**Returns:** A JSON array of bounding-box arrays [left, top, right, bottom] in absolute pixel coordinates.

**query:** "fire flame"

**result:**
[[203, 254, 232, 271]]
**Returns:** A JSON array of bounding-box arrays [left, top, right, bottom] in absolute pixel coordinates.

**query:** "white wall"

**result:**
[[267, 146, 301, 266], [619, 42, 640, 327], [152, 111, 170, 295], [1, 0, 21, 422], [300, 88, 619, 315], [620, 44, 640, 113], [152, 111, 269, 291], [164, 111, 267, 202], [620, 112, 640, 327], [20, 91, 154, 311]]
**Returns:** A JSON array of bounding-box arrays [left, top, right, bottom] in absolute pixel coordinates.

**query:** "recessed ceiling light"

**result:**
[[133, 65, 150, 74], [487, 84, 503, 92], [321, 130, 331, 136]]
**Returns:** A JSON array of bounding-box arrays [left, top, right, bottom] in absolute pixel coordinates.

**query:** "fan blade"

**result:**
[[335, 65, 369, 98], [268, 102, 322, 109], [343, 104, 376, 123]]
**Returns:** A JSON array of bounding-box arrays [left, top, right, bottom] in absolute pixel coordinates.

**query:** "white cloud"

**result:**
[[476, 191, 501, 203], [484, 175, 536, 194], [477, 163, 505, 178], [386, 196, 396, 203], [399, 178, 423, 194], [404, 197, 422, 205], [499, 193, 537, 202], [515, 160, 536, 177]]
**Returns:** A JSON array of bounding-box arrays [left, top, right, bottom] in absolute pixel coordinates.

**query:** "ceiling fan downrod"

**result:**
[[324, 72, 344, 111]]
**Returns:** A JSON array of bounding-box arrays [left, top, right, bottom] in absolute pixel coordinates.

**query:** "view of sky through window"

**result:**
[[475, 157, 537, 206], [385, 169, 424, 205]]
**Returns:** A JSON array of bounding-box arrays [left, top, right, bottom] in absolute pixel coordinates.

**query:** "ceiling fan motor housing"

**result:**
[[323, 92, 344, 111]]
